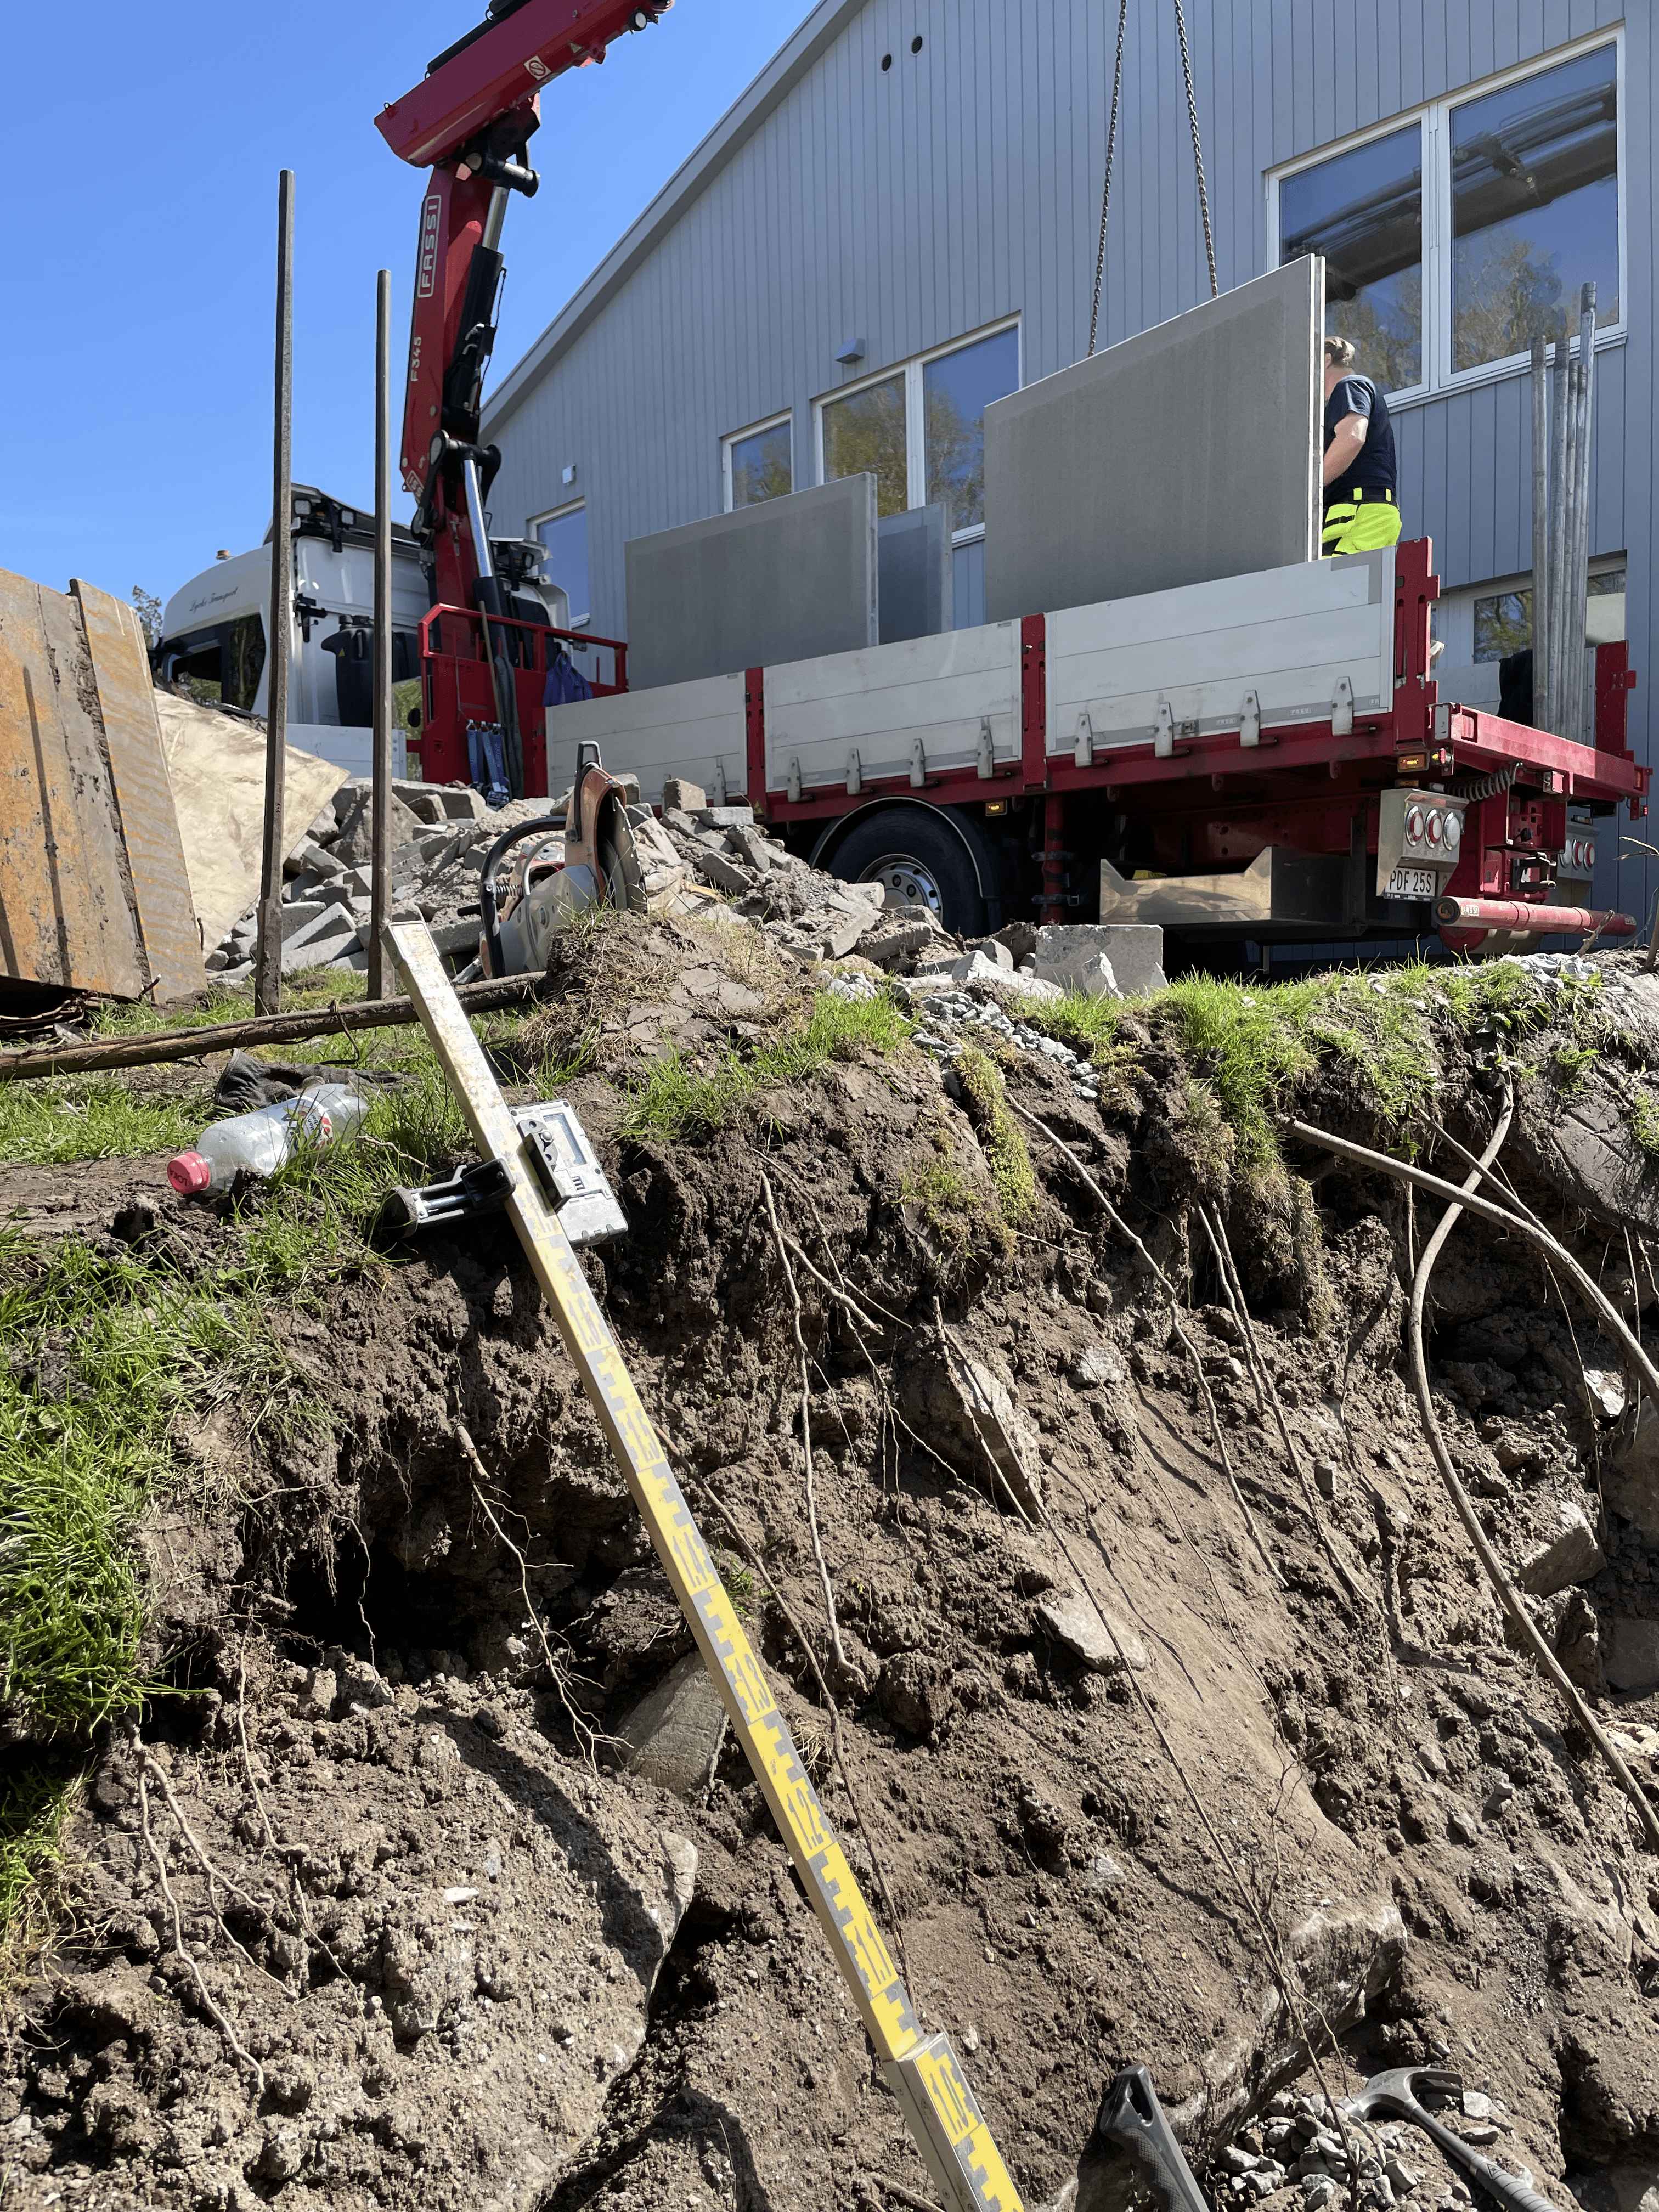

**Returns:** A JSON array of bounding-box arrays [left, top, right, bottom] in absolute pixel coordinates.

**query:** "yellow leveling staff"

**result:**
[[385, 921, 1025, 2212]]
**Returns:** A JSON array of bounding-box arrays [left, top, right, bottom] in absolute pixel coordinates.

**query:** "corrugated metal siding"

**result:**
[[489, 0, 1648, 909]]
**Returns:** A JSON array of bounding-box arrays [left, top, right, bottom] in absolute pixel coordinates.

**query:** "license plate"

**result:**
[[1384, 865, 1437, 901]]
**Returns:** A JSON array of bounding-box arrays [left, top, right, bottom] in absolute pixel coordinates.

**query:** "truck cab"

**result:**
[[155, 488, 431, 778]]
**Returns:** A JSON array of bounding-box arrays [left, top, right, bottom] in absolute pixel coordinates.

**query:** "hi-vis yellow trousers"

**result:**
[[1322, 487, 1402, 557]]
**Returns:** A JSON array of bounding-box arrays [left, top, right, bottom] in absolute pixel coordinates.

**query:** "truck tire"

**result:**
[[822, 808, 991, 936]]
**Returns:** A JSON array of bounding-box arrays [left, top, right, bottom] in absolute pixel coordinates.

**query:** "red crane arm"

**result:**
[[379, 1, 668, 566], [376, 0, 657, 171]]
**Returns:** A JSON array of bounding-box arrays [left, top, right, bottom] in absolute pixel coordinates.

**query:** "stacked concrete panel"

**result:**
[[624, 475, 878, 690], [982, 258, 1324, 623], [877, 504, 952, 643]]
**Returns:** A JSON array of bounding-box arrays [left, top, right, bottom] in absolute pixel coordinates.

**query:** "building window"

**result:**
[[821, 372, 909, 516], [817, 322, 1019, 521], [923, 325, 1019, 532], [1272, 35, 1622, 400], [723, 414, 793, 509], [531, 503, 590, 627], [1472, 564, 1627, 661], [1279, 124, 1423, 392]]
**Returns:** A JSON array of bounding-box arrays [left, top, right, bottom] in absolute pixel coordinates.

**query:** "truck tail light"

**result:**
[[1443, 810, 1462, 853], [1425, 809, 1443, 847]]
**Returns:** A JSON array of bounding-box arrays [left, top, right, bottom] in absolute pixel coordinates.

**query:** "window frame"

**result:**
[[812, 314, 1022, 548], [1267, 28, 1626, 410], [527, 499, 591, 629], [721, 409, 795, 512]]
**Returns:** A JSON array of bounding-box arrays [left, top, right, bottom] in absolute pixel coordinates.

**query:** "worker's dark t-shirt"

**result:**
[[1324, 374, 1397, 506]]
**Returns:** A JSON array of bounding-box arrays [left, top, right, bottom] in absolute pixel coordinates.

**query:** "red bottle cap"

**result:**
[[167, 1150, 212, 1195]]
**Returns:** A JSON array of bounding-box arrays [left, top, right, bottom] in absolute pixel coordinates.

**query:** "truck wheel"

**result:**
[[824, 809, 991, 935]]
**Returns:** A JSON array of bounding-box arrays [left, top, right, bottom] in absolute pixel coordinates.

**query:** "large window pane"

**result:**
[[924, 327, 1019, 531], [729, 420, 792, 507], [534, 505, 589, 625], [1452, 46, 1619, 373], [1280, 124, 1423, 391], [822, 374, 907, 517]]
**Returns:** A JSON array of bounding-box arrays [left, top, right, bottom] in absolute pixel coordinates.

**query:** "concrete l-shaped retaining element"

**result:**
[[983, 256, 1324, 622]]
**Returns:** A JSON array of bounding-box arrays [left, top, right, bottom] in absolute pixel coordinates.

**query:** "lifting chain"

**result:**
[[1088, 0, 1219, 358], [1087, 0, 1131, 356]]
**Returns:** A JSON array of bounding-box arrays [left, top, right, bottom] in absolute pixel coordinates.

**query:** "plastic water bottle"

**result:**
[[167, 1083, 370, 1197]]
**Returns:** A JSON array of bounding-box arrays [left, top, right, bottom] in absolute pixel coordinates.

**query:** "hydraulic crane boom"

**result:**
[[377, 2, 668, 791]]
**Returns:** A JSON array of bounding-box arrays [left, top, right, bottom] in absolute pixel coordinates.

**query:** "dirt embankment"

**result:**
[[3, 924, 1658, 2212]]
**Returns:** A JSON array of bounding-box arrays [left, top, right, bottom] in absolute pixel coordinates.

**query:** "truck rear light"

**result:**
[[1443, 810, 1462, 853], [1425, 809, 1443, 847], [1406, 805, 1424, 843]]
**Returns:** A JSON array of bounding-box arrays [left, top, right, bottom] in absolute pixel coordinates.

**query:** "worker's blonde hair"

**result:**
[[1324, 334, 1357, 369]]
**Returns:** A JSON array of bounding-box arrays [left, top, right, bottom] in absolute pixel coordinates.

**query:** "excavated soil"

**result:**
[[3, 926, 1659, 2212]]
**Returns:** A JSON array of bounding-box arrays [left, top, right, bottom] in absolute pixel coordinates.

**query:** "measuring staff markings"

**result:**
[[385, 918, 1025, 2212]]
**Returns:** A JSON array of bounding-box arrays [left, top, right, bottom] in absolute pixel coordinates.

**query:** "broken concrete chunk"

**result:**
[[1035, 1588, 1149, 1672], [1515, 1502, 1605, 1596], [334, 788, 424, 870], [693, 805, 755, 830], [725, 822, 775, 874], [1034, 921, 1167, 999], [619, 1652, 726, 1801], [661, 777, 707, 812], [283, 836, 346, 881], [853, 909, 946, 968], [684, 844, 754, 897]]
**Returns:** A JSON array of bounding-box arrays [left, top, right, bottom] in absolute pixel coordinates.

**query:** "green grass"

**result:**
[[0, 1077, 213, 1165], [0, 1768, 77, 1965], [953, 1046, 1037, 1226], [1016, 990, 1125, 1059], [90, 970, 371, 1040], [0, 1229, 310, 1736], [1630, 1089, 1659, 1161], [619, 985, 911, 1143], [1153, 960, 1563, 1178], [902, 1139, 999, 1249]]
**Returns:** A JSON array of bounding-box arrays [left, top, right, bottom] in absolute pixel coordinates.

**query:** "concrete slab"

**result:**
[[983, 258, 1323, 622], [624, 476, 878, 690], [1035, 923, 1167, 998], [877, 504, 951, 644]]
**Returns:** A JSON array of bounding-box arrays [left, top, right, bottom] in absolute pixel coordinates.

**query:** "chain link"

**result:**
[[1170, 0, 1220, 299], [1087, 0, 1131, 357]]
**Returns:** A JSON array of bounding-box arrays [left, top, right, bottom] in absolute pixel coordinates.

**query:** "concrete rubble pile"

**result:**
[[204, 779, 547, 986], [204, 765, 1169, 1026]]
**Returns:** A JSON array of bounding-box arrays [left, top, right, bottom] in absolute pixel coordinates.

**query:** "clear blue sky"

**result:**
[[1, 1, 803, 614]]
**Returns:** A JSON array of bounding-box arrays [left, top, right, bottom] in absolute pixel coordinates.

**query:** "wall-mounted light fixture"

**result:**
[[835, 337, 866, 365], [561, 463, 578, 486]]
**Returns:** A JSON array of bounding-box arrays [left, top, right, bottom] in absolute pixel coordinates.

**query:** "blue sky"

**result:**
[[1, 1, 802, 614]]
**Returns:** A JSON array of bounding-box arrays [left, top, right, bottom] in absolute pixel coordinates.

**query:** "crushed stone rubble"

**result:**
[[1206, 2086, 1515, 2212]]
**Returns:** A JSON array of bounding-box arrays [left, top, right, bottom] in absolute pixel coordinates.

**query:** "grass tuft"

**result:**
[[0, 1077, 214, 1166], [620, 985, 911, 1143], [0, 1768, 77, 1968], [954, 1046, 1037, 1226]]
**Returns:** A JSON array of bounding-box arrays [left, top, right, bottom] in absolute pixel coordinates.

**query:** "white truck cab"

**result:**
[[156, 488, 431, 778]]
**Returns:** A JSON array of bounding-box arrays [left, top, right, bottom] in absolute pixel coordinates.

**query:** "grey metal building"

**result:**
[[483, 0, 1646, 909]]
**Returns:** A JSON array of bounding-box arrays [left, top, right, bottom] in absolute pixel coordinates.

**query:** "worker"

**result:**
[[1320, 335, 1400, 557]]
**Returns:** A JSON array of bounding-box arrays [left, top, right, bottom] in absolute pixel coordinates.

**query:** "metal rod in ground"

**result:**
[[1559, 356, 1582, 746], [368, 269, 394, 1001], [1573, 281, 1598, 749], [1530, 329, 1550, 730], [1557, 309, 1575, 734], [254, 169, 296, 1015]]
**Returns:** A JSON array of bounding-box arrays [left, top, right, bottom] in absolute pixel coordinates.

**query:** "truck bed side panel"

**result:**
[[763, 622, 1024, 794], [1044, 550, 1395, 755]]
